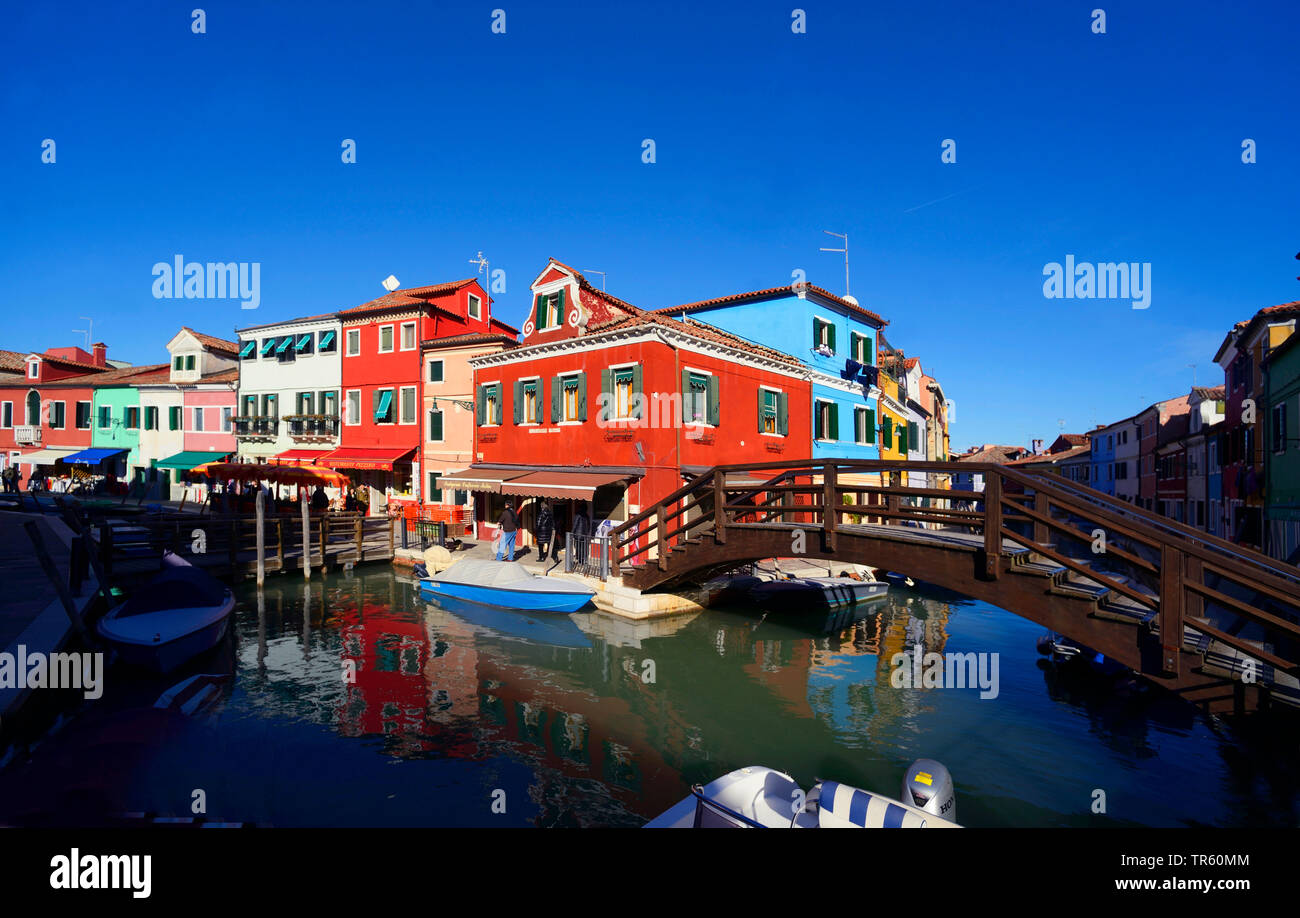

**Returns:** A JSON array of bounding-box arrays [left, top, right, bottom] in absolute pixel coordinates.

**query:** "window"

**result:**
[[193, 408, 204, 432], [759, 388, 787, 436], [534, 290, 564, 331], [378, 325, 394, 353], [428, 408, 444, 441], [881, 415, 894, 449], [814, 400, 838, 440], [346, 390, 361, 425], [297, 392, 315, 415], [549, 373, 586, 423], [854, 407, 876, 444], [683, 371, 719, 426], [477, 383, 503, 425], [400, 322, 416, 351], [240, 340, 256, 360], [346, 329, 361, 356], [144, 406, 158, 430], [75, 402, 91, 429], [400, 386, 417, 425], [98, 406, 111, 429], [125, 406, 140, 429], [275, 335, 296, 363], [173, 356, 184, 371], [428, 360, 444, 383], [293, 333, 314, 356], [813, 317, 836, 353], [1, 402, 10, 428], [260, 337, 278, 358], [428, 472, 443, 502], [50, 401, 65, 429], [850, 331, 872, 364], [515, 379, 541, 424], [468, 294, 482, 320], [318, 330, 337, 353], [611, 367, 636, 420], [373, 388, 395, 424], [222, 407, 232, 432], [25, 391, 39, 425], [320, 390, 338, 418], [169, 406, 182, 430], [27, 361, 39, 379]]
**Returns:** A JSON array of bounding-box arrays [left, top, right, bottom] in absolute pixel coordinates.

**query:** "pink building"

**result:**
[[183, 367, 238, 454]]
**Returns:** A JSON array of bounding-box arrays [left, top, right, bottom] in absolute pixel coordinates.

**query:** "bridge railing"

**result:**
[[610, 459, 1300, 682]]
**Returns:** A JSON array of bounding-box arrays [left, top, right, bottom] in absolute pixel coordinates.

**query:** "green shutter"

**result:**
[[513, 381, 523, 424], [827, 323, 836, 353], [476, 385, 486, 425], [429, 410, 443, 440], [909, 421, 919, 450], [898, 422, 908, 453], [556, 288, 567, 322], [866, 408, 876, 444], [533, 294, 546, 329], [493, 385, 502, 425], [600, 368, 612, 421], [631, 365, 643, 419], [759, 390, 766, 433], [551, 376, 561, 423], [707, 375, 719, 426], [777, 391, 788, 436], [577, 372, 587, 421], [883, 416, 893, 449], [829, 403, 839, 440]]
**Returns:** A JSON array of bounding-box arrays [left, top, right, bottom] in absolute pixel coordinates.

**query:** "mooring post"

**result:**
[[23, 520, 92, 644], [355, 515, 363, 563], [255, 489, 266, 587], [301, 496, 312, 580]]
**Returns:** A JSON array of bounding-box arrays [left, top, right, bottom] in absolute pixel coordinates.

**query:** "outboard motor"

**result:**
[[903, 759, 956, 823]]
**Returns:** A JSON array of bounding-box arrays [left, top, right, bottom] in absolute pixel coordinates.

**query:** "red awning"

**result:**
[[271, 449, 331, 467], [500, 470, 631, 501], [317, 447, 415, 471]]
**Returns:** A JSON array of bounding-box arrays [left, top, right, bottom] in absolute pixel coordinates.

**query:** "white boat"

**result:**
[[418, 559, 595, 613], [646, 759, 960, 828], [710, 560, 889, 612], [97, 552, 235, 673]]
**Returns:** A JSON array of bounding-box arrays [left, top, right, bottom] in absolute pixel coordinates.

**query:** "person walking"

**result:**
[[311, 484, 329, 512], [534, 501, 555, 562], [496, 501, 518, 561], [2, 466, 12, 493]]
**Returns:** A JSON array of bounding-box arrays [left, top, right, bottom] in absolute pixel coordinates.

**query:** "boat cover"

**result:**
[[434, 560, 592, 595]]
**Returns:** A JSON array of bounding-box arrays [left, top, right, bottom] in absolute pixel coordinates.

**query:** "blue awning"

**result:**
[[260, 338, 277, 355], [239, 341, 255, 358], [294, 333, 313, 351], [275, 336, 294, 354], [64, 447, 128, 466]]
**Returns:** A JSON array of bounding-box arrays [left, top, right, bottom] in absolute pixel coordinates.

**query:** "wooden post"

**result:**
[[822, 464, 837, 551], [1159, 544, 1184, 676], [70, 516, 116, 608], [23, 521, 92, 644], [319, 517, 328, 571], [178, 491, 188, 514], [387, 513, 394, 559], [1185, 555, 1204, 621], [255, 489, 266, 587], [276, 518, 284, 569], [355, 515, 363, 563], [656, 505, 667, 571], [1032, 490, 1048, 547], [982, 473, 1002, 579], [301, 497, 311, 580], [713, 473, 727, 544]]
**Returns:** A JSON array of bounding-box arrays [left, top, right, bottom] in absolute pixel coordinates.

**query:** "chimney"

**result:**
[[92, 342, 107, 367]]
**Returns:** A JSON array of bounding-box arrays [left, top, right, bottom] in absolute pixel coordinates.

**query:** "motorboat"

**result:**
[[96, 552, 235, 673], [709, 560, 888, 612], [417, 559, 595, 613], [646, 759, 960, 828]]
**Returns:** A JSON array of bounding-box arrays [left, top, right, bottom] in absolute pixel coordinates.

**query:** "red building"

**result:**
[[327, 279, 517, 510], [445, 260, 813, 544], [0, 344, 114, 484]]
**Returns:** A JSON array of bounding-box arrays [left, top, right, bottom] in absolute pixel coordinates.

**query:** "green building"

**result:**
[[86, 365, 169, 484], [1264, 330, 1300, 563]]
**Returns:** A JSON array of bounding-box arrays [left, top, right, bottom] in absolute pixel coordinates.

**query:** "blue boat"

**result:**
[[418, 560, 595, 614]]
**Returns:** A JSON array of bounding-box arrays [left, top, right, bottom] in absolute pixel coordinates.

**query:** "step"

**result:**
[[1008, 560, 1067, 579]]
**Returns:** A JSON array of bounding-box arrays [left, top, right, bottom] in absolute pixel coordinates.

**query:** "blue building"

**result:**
[[1089, 420, 1120, 497], [656, 283, 887, 461]]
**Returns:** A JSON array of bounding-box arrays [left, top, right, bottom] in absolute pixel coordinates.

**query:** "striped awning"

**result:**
[[319, 330, 336, 349], [438, 468, 529, 493], [239, 341, 255, 358]]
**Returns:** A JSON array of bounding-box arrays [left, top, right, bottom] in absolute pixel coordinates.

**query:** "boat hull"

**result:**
[[98, 595, 235, 674], [418, 579, 593, 614], [747, 577, 888, 612]]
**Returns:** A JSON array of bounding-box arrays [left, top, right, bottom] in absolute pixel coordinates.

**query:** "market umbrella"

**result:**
[[189, 462, 351, 489]]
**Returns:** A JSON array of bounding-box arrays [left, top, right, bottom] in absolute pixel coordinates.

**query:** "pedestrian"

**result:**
[[534, 501, 554, 562], [311, 484, 329, 512], [496, 500, 518, 561], [2, 466, 12, 493]]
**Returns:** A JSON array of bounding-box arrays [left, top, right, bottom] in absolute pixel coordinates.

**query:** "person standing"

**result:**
[[496, 501, 518, 561], [534, 501, 554, 562]]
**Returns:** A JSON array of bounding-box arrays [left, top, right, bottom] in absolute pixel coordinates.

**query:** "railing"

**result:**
[[284, 415, 340, 438], [610, 459, 1300, 683], [565, 532, 612, 580], [233, 416, 279, 437], [14, 425, 41, 444]]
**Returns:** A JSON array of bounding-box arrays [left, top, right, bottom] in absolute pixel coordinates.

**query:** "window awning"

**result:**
[[271, 448, 331, 467], [319, 330, 335, 349], [275, 336, 294, 354], [373, 390, 393, 422], [501, 470, 631, 501], [260, 339, 277, 356], [317, 447, 415, 471], [154, 450, 231, 472], [437, 467, 531, 494], [20, 447, 81, 465], [239, 341, 255, 358], [294, 334, 312, 351], [64, 447, 128, 465]]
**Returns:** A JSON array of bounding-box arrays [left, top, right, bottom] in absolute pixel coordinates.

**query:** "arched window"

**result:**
[[25, 390, 40, 426]]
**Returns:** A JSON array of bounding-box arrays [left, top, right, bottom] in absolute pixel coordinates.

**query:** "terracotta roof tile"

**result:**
[[180, 327, 241, 356], [657, 283, 888, 327], [421, 332, 520, 349], [337, 279, 479, 317]]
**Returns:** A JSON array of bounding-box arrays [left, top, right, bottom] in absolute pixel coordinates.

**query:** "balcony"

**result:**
[[14, 425, 41, 445], [233, 416, 279, 439], [284, 414, 339, 440]]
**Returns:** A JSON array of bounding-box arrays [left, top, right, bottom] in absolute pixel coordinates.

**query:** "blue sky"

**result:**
[[1, 0, 1295, 448]]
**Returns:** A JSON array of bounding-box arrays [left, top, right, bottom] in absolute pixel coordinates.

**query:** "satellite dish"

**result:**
[[842, 294, 860, 307], [382, 275, 400, 292]]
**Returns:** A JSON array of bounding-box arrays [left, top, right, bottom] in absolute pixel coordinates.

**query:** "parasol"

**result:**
[[188, 462, 351, 489]]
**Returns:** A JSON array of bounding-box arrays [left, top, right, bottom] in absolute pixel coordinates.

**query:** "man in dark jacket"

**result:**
[[534, 501, 555, 562], [496, 501, 518, 561]]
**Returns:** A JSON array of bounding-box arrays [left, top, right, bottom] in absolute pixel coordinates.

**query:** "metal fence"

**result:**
[[398, 516, 447, 551], [564, 533, 611, 580]]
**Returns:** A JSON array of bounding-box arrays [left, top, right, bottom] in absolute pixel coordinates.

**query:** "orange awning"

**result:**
[[500, 470, 630, 501], [271, 449, 331, 467], [318, 447, 415, 471]]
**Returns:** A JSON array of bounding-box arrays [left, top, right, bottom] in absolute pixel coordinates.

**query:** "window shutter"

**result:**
[[577, 372, 587, 421], [551, 376, 561, 423], [758, 390, 766, 434], [829, 403, 839, 440], [777, 391, 788, 436], [866, 408, 876, 443], [883, 416, 893, 448], [556, 288, 567, 323], [707, 375, 719, 426], [898, 422, 908, 453], [513, 381, 523, 424], [475, 385, 485, 425], [493, 386, 502, 425], [827, 323, 836, 353], [812, 317, 820, 346], [631, 365, 643, 419], [533, 294, 546, 329], [534, 387, 544, 423], [600, 368, 611, 421], [909, 421, 919, 449], [429, 410, 443, 441]]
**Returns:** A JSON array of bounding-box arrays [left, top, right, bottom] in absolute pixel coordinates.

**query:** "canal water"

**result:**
[[3, 568, 1298, 827]]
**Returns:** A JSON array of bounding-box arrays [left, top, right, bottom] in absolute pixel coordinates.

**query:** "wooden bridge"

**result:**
[[610, 459, 1300, 714]]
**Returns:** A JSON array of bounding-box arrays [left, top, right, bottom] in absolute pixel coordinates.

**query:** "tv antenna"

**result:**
[[73, 316, 94, 350], [584, 269, 606, 291], [469, 251, 490, 289], [1187, 363, 1197, 386], [819, 230, 850, 297]]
